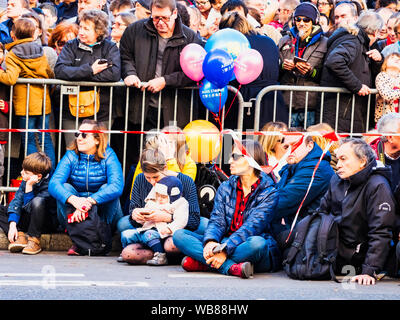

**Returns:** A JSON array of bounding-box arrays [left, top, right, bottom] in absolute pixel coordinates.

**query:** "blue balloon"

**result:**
[[205, 28, 251, 61], [199, 80, 228, 114], [202, 48, 234, 88]]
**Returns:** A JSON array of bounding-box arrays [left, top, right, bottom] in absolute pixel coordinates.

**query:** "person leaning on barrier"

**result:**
[[320, 11, 385, 133], [218, 11, 288, 129], [116, 148, 203, 264], [173, 139, 282, 279], [0, 18, 56, 167], [54, 9, 121, 147], [316, 138, 397, 285], [48, 120, 124, 256], [271, 128, 334, 240], [278, 2, 328, 128], [119, 0, 203, 130]]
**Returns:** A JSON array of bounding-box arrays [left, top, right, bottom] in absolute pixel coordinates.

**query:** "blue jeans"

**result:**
[[173, 229, 279, 275], [117, 215, 209, 235], [291, 110, 315, 128], [56, 183, 123, 232], [17, 115, 56, 168], [121, 228, 161, 248]]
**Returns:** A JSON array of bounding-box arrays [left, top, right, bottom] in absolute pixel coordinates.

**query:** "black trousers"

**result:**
[[0, 197, 58, 238]]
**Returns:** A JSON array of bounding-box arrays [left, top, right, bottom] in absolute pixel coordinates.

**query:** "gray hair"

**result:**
[[340, 138, 376, 164], [377, 112, 400, 137], [79, 9, 109, 41], [356, 11, 384, 35]]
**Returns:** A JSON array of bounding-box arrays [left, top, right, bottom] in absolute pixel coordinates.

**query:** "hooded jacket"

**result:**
[[317, 160, 397, 276], [203, 172, 281, 270], [278, 25, 328, 110], [272, 143, 334, 236], [320, 25, 376, 132], [0, 38, 54, 116]]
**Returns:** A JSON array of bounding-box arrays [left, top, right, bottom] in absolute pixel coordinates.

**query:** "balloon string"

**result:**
[[224, 84, 241, 121]]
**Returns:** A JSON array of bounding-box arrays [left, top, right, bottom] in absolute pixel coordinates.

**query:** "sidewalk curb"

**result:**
[[0, 230, 122, 252]]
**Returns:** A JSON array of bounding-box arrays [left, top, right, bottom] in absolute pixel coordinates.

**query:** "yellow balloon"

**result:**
[[183, 120, 222, 163]]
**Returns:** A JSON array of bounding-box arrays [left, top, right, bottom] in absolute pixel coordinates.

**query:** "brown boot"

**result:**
[[8, 231, 28, 253], [22, 236, 42, 255]]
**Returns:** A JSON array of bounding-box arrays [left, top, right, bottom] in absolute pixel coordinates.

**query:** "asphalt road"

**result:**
[[0, 250, 399, 302]]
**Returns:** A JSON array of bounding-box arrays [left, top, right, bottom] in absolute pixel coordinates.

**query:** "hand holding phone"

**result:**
[[293, 56, 308, 64]]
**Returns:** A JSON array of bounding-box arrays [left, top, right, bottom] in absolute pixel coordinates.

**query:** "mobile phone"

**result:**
[[294, 56, 308, 64], [140, 210, 152, 215], [98, 59, 108, 64]]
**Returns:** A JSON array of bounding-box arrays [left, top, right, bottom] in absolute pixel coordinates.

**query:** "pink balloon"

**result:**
[[180, 43, 207, 82], [234, 48, 264, 85]]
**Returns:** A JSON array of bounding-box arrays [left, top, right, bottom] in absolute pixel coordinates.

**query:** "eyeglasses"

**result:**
[[230, 153, 245, 161], [278, 8, 291, 13], [151, 14, 174, 23], [318, 2, 330, 5], [74, 132, 92, 139], [294, 16, 312, 23], [113, 22, 127, 28], [195, 0, 210, 6]]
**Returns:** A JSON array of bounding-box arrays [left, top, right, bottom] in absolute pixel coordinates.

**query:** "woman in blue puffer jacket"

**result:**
[[49, 119, 124, 254], [173, 140, 282, 279]]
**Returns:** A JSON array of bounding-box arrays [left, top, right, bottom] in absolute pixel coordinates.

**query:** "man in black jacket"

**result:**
[[120, 0, 203, 130], [320, 11, 384, 134]]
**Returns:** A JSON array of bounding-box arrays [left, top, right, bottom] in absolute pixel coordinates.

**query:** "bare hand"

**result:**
[[26, 174, 40, 186], [8, 222, 18, 243], [351, 274, 376, 285], [68, 195, 92, 213], [357, 84, 371, 96], [141, 77, 166, 93], [295, 61, 312, 75], [206, 251, 227, 269], [366, 49, 382, 62], [283, 59, 295, 71], [124, 75, 141, 88], [91, 59, 110, 75], [144, 210, 172, 223], [203, 241, 219, 261], [70, 209, 87, 223], [131, 208, 147, 223]]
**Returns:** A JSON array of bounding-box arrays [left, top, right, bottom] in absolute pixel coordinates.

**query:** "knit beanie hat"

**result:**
[[154, 176, 183, 203], [294, 2, 318, 24]]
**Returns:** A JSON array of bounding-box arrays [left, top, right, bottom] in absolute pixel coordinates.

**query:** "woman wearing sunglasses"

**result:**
[[49, 119, 124, 255], [173, 140, 282, 278], [278, 2, 328, 128]]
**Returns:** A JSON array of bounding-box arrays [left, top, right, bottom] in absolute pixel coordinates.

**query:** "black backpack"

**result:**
[[195, 164, 228, 218], [66, 205, 112, 256], [282, 212, 339, 281]]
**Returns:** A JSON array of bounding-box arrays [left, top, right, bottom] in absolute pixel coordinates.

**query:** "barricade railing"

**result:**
[[253, 85, 379, 133], [0, 78, 245, 193]]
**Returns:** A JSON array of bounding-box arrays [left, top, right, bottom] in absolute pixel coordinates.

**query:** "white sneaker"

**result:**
[[146, 252, 168, 266]]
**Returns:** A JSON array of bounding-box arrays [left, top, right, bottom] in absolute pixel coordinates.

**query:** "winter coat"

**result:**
[[0, 38, 54, 116], [135, 190, 189, 239], [49, 146, 124, 222], [317, 160, 397, 276], [272, 143, 334, 236], [226, 32, 288, 130], [203, 172, 280, 262], [119, 16, 203, 128], [320, 26, 376, 133], [54, 38, 121, 122], [8, 175, 55, 224], [129, 172, 200, 231], [278, 26, 328, 110]]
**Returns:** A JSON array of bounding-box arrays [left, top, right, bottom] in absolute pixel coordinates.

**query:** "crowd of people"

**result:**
[[0, 0, 398, 286]]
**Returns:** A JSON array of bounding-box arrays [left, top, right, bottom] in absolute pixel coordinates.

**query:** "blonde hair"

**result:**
[[306, 123, 338, 153], [68, 119, 108, 162], [145, 126, 188, 171], [381, 52, 400, 72], [258, 122, 288, 157]]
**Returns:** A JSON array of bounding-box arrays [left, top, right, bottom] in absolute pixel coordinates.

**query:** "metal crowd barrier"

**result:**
[[1, 79, 245, 193], [254, 85, 378, 133]]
